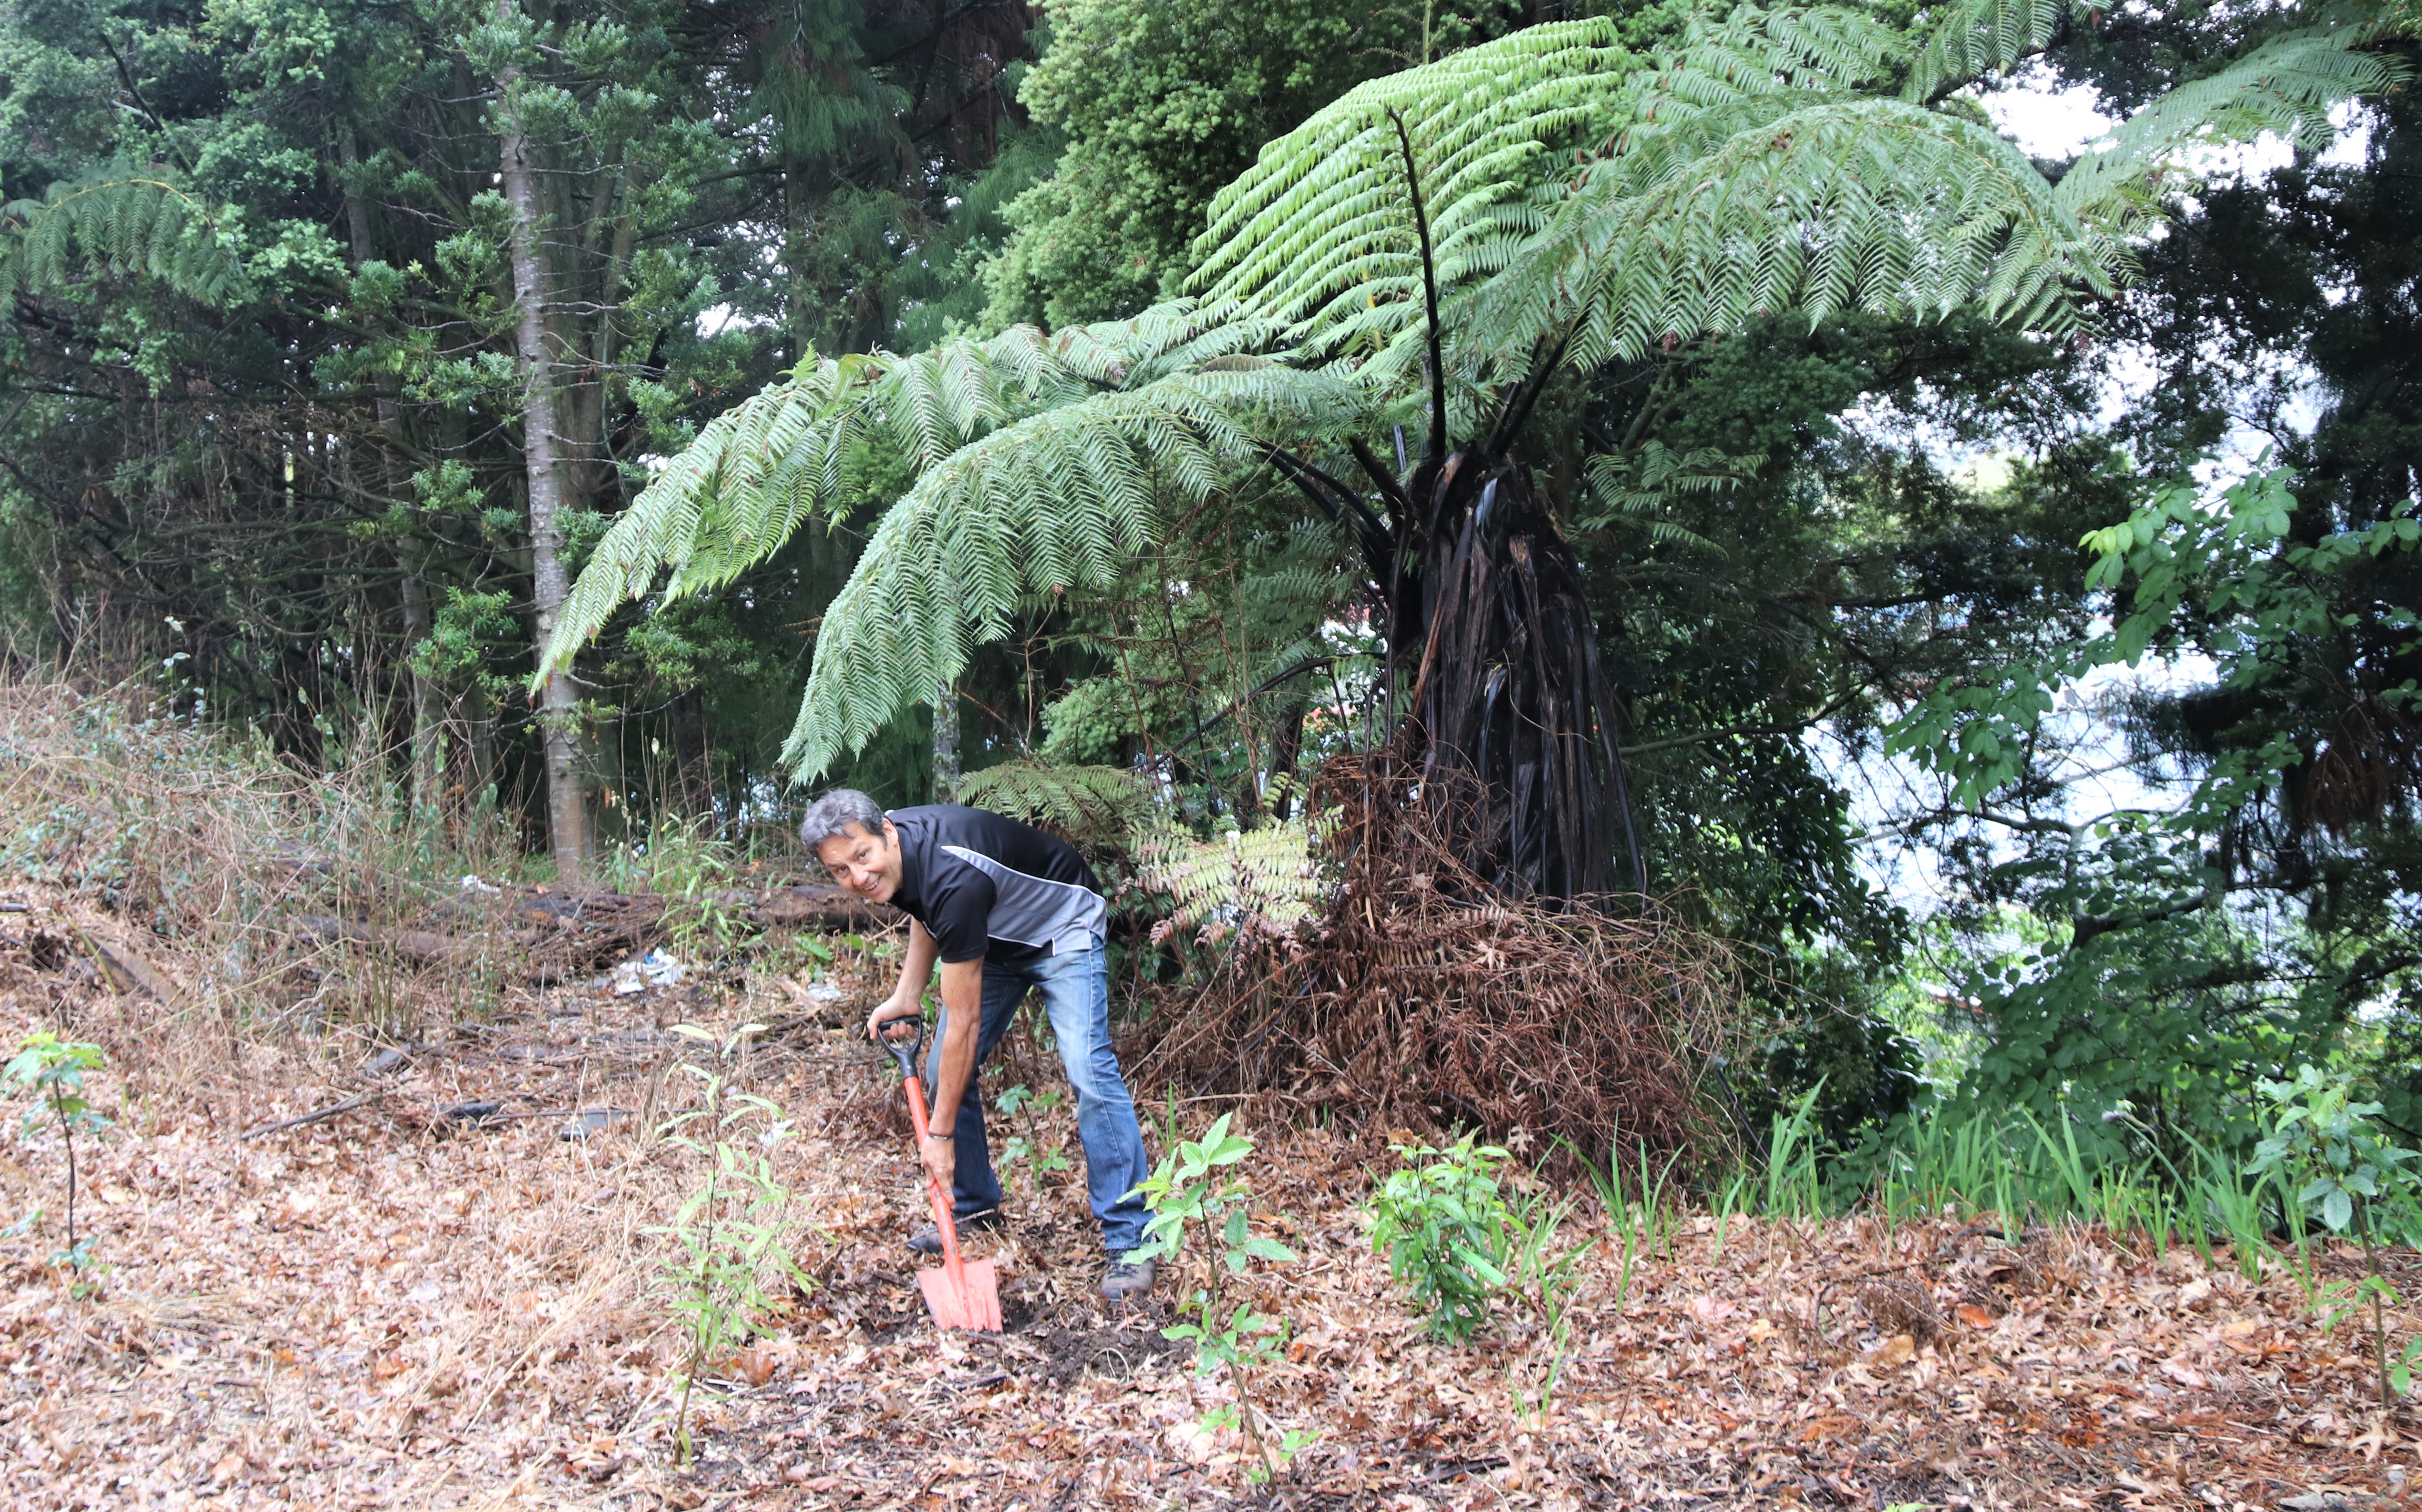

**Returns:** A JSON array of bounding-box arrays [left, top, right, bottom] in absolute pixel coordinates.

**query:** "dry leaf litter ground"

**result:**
[[2, 888, 2418, 1511]]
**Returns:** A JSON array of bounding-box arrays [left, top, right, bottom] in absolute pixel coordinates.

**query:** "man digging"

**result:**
[[803, 789, 1156, 1303]]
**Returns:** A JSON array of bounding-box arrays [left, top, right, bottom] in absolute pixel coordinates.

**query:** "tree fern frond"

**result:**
[[1475, 98, 2115, 373], [779, 367, 1366, 779], [542, 307, 1251, 677], [1900, 0, 2071, 104], [2054, 30, 2403, 231], [1193, 7, 1935, 389], [1577, 444, 1766, 554], [956, 761, 1151, 848], [0, 167, 245, 308], [1133, 822, 1325, 936]]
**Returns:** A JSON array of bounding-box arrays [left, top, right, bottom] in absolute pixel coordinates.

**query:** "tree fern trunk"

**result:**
[[496, 5, 590, 885], [1393, 447, 1643, 903]]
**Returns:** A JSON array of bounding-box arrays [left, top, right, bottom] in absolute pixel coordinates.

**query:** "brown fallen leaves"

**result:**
[[0, 891, 2416, 1510]]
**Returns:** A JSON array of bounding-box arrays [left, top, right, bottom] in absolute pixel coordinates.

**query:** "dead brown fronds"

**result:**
[[1134, 749, 1741, 1174]]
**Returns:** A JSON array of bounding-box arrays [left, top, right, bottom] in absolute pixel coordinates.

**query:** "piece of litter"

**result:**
[[558, 1110, 629, 1141], [458, 874, 502, 894], [443, 1101, 503, 1127], [406, 1280, 444, 1304], [598, 948, 689, 997]]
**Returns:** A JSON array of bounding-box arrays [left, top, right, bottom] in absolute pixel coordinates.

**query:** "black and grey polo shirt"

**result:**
[[886, 805, 1107, 965]]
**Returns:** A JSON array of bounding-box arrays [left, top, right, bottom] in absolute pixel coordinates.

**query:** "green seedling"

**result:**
[[2247, 1063, 2421, 1409], [1370, 1136, 1511, 1340], [995, 1083, 1072, 1197], [649, 1023, 814, 1466], [1132, 1113, 1310, 1483], [6, 1031, 110, 1275]]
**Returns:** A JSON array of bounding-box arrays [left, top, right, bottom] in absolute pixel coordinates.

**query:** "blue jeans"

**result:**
[[923, 947, 1151, 1255]]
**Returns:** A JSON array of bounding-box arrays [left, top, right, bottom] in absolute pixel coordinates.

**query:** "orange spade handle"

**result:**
[[898, 1068, 970, 1285]]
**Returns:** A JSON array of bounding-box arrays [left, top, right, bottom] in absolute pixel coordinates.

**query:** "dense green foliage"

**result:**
[[4, 0, 2418, 1176]]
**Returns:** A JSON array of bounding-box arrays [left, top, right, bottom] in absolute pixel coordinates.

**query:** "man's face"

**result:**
[[816, 819, 903, 903]]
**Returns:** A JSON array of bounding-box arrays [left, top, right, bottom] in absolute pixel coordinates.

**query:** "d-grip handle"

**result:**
[[878, 1014, 928, 1082]]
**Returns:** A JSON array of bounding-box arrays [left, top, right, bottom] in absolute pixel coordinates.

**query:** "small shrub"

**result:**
[[1369, 1136, 1512, 1339], [2246, 1063, 2421, 1407], [650, 1023, 814, 1465]]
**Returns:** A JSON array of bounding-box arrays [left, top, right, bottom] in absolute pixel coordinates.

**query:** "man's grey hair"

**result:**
[[799, 788, 887, 853]]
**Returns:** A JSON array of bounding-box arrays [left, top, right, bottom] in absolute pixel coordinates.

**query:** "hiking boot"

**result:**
[[905, 1209, 1004, 1255], [1101, 1253, 1155, 1303]]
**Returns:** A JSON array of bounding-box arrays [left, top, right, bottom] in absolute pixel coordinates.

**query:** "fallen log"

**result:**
[[278, 884, 898, 979], [287, 915, 477, 966], [740, 884, 901, 932]]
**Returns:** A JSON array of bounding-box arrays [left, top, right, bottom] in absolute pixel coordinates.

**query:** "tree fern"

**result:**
[[555, 0, 2399, 789], [0, 167, 244, 308]]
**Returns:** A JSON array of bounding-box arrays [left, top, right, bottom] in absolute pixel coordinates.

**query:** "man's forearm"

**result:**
[[892, 919, 939, 1008], [927, 959, 983, 1135]]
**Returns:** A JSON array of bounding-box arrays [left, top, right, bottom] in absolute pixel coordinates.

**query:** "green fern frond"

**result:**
[[1133, 821, 1325, 936], [542, 306, 1257, 678], [780, 366, 1366, 779], [1191, 7, 1910, 388], [1577, 444, 1764, 553], [1901, 0, 2070, 104], [956, 761, 1151, 848], [2054, 30, 2404, 231], [1474, 98, 2114, 372], [0, 167, 244, 308]]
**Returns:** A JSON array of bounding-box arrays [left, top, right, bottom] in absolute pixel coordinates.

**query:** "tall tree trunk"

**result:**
[[1340, 440, 1644, 904], [932, 679, 961, 802], [495, 4, 589, 885]]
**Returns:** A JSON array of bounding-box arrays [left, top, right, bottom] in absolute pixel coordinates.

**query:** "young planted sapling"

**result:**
[[5, 1031, 110, 1274], [649, 1023, 814, 1465], [1132, 1113, 1315, 1482], [995, 1083, 1071, 1198], [2246, 1063, 2422, 1409]]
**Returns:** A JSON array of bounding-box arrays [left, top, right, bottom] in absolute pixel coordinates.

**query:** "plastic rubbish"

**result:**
[[596, 948, 689, 997]]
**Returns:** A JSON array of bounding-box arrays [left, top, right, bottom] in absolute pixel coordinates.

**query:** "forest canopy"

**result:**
[[2, 0, 2418, 1166]]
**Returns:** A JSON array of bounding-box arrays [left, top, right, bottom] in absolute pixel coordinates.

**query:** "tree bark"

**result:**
[[495, 1, 589, 885], [932, 679, 961, 802]]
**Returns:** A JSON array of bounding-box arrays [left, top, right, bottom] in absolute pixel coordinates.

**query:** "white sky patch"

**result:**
[[696, 303, 775, 339], [1977, 65, 2115, 158]]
